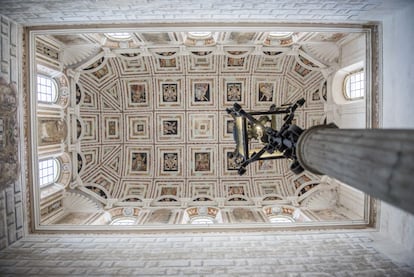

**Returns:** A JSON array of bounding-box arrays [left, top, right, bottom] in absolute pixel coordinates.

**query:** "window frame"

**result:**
[[268, 32, 293, 39], [187, 32, 212, 39], [268, 216, 295, 223], [38, 158, 60, 188], [190, 217, 215, 225], [343, 69, 365, 101], [105, 33, 133, 41], [37, 74, 58, 103], [110, 217, 136, 225]]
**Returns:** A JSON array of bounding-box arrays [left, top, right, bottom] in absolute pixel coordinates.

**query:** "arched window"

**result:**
[[268, 32, 293, 38], [38, 158, 59, 187], [188, 32, 212, 38], [344, 70, 364, 100], [191, 217, 214, 225], [269, 216, 294, 223], [105, 33, 132, 41], [111, 218, 135, 225], [37, 75, 58, 103]]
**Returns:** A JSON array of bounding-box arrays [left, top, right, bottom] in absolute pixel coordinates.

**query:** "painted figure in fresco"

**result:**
[[161, 187, 177, 196], [195, 152, 210, 171], [233, 208, 255, 222], [227, 57, 245, 67], [130, 84, 146, 103], [194, 83, 210, 102], [294, 174, 316, 195], [228, 186, 245, 196], [163, 120, 178, 135], [159, 58, 176, 68], [226, 152, 239, 170], [226, 83, 242, 101], [92, 65, 109, 79], [294, 63, 311, 77], [258, 83, 273, 101], [147, 209, 171, 223], [39, 119, 67, 145], [294, 175, 311, 189], [85, 154, 92, 164], [86, 186, 107, 198], [83, 93, 92, 104], [131, 153, 147, 171]]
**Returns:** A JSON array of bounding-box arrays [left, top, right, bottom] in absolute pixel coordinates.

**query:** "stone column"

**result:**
[[296, 125, 414, 214]]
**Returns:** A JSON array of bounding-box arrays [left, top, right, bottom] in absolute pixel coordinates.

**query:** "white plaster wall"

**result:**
[[330, 34, 366, 129], [337, 182, 365, 219], [336, 101, 366, 128], [379, 0, 414, 256], [340, 35, 366, 69]]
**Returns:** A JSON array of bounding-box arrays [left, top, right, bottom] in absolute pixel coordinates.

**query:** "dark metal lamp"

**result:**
[[226, 98, 306, 175]]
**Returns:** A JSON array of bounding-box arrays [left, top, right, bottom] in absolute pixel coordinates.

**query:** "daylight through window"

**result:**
[[111, 218, 136, 225], [344, 70, 364, 100], [38, 159, 59, 187], [105, 33, 132, 40], [269, 216, 294, 223], [188, 32, 212, 38], [268, 32, 293, 38], [191, 217, 214, 224], [37, 75, 57, 103]]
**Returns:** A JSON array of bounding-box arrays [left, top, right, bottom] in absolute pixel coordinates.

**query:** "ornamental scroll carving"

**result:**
[[0, 76, 19, 191]]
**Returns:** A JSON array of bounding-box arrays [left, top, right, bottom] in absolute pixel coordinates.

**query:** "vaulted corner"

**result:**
[[27, 27, 372, 231]]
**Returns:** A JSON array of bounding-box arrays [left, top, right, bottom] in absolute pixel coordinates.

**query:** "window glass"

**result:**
[[344, 70, 364, 100], [269, 216, 294, 223], [268, 32, 293, 38], [188, 32, 212, 38], [105, 33, 132, 40], [191, 217, 214, 224], [37, 75, 57, 103], [111, 218, 135, 225], [39, 159, 59, 187]]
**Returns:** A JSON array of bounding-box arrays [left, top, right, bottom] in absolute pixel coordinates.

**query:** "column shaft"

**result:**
[[297, 125, 414, 214]]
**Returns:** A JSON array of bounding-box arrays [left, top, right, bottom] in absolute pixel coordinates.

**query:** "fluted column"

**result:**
[[296, 125, 414, 214]]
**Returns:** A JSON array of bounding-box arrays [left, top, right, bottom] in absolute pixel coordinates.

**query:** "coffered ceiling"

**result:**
[[31, 29, 368, 229]]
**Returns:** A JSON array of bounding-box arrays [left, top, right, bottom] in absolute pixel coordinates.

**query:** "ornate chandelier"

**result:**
[[226, 98, 306, 175]]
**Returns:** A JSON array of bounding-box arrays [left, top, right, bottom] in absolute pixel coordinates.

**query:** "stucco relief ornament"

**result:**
[[0, 77, 17, 114], [123, 207, 133, 217], [0, 76, 19, 190]]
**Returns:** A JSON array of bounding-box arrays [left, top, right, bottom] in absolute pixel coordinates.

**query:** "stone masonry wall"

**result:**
[[0, 231, 413, 276], [0, 15, 24, 250]]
